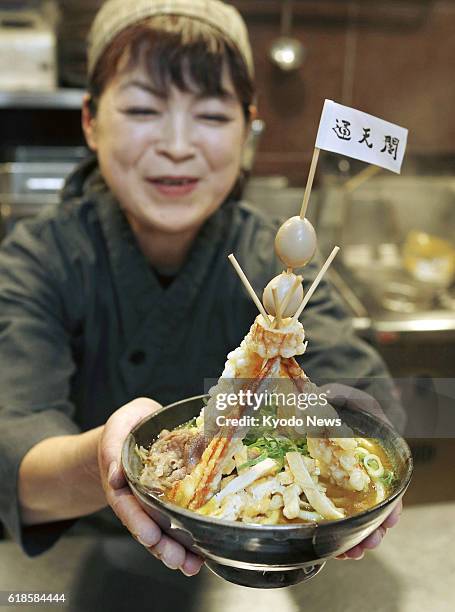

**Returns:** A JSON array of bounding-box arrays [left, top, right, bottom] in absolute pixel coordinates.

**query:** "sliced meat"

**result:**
[[139, 427, 206, 491]]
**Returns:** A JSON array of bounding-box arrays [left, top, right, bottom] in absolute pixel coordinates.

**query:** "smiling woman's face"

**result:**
[[83, 61, 248, 235]]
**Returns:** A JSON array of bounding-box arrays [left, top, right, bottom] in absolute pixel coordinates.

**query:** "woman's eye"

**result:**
[[124, 108, 160, 116], [198, 114, 231, 123]]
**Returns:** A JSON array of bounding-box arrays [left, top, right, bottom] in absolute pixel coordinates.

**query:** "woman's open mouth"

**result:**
[[146, 176, 199, 197]]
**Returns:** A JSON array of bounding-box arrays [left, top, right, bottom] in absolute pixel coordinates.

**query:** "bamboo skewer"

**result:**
[[228, 254, 271, 325], [342, 164, 381, 194], [291, 246, 340, 323], [280, 275, 302, 317], [272, 287, 281, 328], [299, 147, 320, 220]]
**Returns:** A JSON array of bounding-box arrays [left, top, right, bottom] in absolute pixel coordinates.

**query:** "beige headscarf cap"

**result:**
[[87, 0, 253, 78]]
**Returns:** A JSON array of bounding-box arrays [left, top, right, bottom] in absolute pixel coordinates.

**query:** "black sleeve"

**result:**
[[0, 217, 82, 555]]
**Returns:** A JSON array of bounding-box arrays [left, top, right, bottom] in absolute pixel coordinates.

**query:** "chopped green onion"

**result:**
[[238, 451, 268, 470], [355, 446, 369, 459], [241, 434, 308, 470], [379, 469, 396, 487], [363, 453, 384, 478]]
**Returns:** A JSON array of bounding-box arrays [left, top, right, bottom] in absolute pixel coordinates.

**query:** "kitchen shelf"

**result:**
[[0, 89, 85, 110]]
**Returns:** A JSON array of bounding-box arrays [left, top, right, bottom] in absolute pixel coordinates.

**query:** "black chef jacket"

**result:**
[[0, 157, 400, 555]]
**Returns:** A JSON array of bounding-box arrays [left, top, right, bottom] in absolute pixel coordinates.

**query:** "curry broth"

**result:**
[[279, 438, 395, 524]]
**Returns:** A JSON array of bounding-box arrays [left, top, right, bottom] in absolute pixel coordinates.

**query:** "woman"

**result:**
[[0, 0, 402, 576]]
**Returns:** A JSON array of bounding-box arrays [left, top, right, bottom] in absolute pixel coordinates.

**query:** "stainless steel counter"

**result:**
[[0, 502, 453, 611], [0, 90, 85, 110]]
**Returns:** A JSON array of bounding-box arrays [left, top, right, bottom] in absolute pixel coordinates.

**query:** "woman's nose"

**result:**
[[157, 115, 195, 161]]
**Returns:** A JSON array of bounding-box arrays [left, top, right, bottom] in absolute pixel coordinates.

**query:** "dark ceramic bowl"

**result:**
[[122, 395, 413, 589]]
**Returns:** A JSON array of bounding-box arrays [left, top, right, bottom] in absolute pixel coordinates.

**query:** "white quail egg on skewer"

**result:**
[[262, 271, 303, 317], [275, 216, 317, 269]]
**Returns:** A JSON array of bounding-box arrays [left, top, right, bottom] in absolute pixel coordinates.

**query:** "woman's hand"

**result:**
[[318, 383, 404, 560], [98, 397, 204, 576], [336, 499, 402, 559]]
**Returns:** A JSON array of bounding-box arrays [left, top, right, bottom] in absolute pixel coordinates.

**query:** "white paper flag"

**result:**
[[315, 100, 408, 174]]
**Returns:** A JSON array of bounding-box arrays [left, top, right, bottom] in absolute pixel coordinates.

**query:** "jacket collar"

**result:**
[[67, 157, 234, 393]]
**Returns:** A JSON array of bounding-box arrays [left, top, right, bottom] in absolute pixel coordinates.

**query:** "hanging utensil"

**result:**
[[269, 0, 305, 72]]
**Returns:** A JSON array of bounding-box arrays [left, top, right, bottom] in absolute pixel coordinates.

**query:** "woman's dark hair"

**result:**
[[88, 15, 255, 122]]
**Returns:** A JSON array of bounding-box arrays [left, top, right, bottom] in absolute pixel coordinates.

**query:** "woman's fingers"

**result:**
[[382, 499, 403, 528], [148, 534, 204, 575], [107, 485, 204, 574], [106, 484, 161, 547], [336, 533, 384, 561], [99, 397, 162, 490], [342, 544, 365, 560], [99, 397, 204, 576], [149, 534, 186, 569], [180, 552, 205, 576], [336, 500, 403, 560], [336, 527, 384, 560], [105, 478, 205, 574], [358, 526, 386, 550]]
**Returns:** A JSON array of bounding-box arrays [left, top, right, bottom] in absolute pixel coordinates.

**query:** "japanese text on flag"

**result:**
[[316, 100, 408, 173]]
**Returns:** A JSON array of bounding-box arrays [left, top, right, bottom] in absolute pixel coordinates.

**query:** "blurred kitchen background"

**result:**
[[0, 0, 454, 516]]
